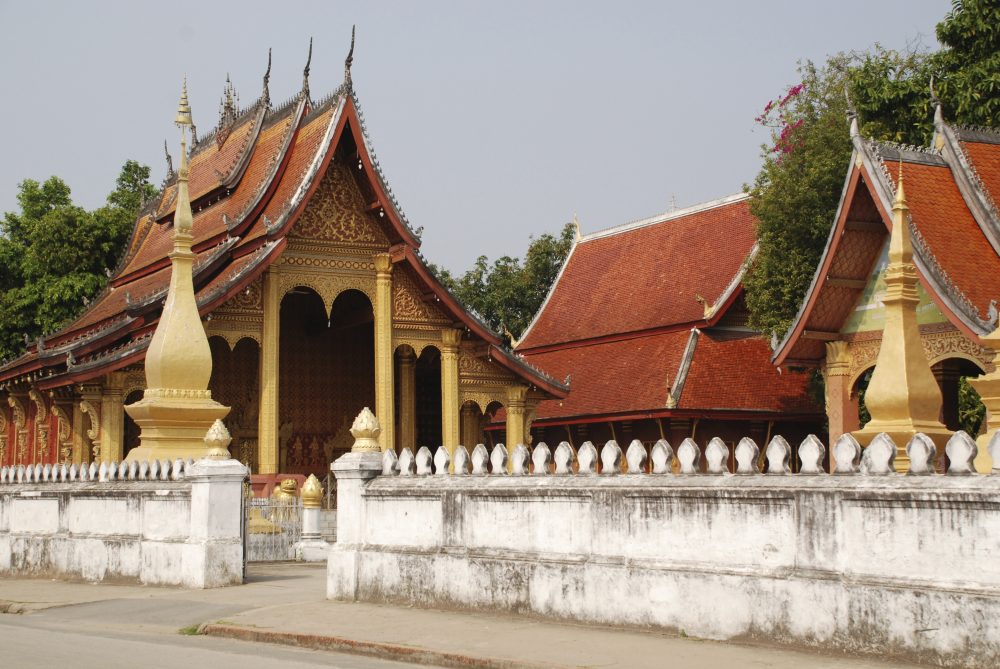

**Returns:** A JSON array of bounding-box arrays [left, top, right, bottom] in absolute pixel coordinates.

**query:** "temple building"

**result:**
[[771, 100, 1000, 453], [507, 196, 823, 461], [0, 42, 567, 480]]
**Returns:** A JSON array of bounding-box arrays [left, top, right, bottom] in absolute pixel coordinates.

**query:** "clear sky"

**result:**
[[0, 1, 948, 273]]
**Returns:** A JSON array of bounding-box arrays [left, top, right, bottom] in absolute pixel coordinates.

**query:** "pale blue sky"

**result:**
[[0, 1, 947, 272]]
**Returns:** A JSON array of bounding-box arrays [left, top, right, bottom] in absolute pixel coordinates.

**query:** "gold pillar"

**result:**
[[852, 170, 950, 471], [374, 253, 395, 451], [440, 329, 461, 453], [971, 328, 1000, 472], [398, 347, 416, 452], [100, 385, 124, 463], [70, 400, 88, 465], [824, 341, 859, 469], [506, 385, 527, 448], [258, 267, 280, 474], [461, 402, 480, 448]]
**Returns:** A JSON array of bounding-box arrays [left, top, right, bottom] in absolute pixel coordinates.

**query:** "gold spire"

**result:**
[[852, 157, 950, 470], [123, 79, 230, 462], [888, 160, 912, 267], [175, 78, 193, 127]]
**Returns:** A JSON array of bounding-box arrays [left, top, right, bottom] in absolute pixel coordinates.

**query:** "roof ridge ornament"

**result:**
[[262, 48, 272, 107], [163, 140, 174, 178], [344, 25, 356, 89], [844, 83, 859, 138], [302, 37, 313, 102]]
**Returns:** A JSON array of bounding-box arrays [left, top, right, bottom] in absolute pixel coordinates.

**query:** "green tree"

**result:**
[[432, 223, 575, 342], [743, 57, 856, 339], [0, 162, 156, 361]]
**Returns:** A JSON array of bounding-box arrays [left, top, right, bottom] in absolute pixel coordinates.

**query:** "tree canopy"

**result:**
[[0, 160, 156, 362], [431, 222, 576, 342], [745, 0, 1000, 340]]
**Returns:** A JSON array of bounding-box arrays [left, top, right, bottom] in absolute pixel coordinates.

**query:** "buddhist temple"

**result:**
[[0, 39, 567, 482], [772, 99, 1000, 458], [508, 196, 824, 462]]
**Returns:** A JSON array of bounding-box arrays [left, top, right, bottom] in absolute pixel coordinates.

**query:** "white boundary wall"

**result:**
[[0, 458, 246, 588], [329, 435, 1000, 668]]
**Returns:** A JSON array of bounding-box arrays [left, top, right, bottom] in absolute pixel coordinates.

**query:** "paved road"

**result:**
[[0, 564, 924, 669], [0, 611, 416, 669]]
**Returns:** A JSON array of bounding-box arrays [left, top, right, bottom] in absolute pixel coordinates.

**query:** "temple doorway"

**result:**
[[279, 287, 374, 476], [415, 346, 442, 451]]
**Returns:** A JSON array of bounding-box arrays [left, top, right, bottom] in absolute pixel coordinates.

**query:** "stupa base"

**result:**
[[124, 394, 230, 462]]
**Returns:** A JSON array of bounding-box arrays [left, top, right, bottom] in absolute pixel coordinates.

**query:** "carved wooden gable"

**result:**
[[291, 162, 389, 247], [393, 271, 448, 323]]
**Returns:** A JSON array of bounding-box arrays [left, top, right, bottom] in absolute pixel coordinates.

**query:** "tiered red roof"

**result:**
[[773, 113, 1000, 367], [517, 196, 820, 424], [0, 55, 567, 399]]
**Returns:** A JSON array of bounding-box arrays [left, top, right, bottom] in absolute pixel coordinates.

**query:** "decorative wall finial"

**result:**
[[572, 213, 581, 241], [262, 48, 272, 105], [302, 37, 313, 100], [344, 25, 356, 87]]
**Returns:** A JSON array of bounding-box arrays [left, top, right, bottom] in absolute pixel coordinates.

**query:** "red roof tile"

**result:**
[[519, 196, 755, 350], [523, 330, 816, 421], [890, 160, 1000, 319]]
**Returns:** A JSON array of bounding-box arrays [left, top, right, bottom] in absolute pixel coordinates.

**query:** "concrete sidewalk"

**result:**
[[0, 563, 924, 669]]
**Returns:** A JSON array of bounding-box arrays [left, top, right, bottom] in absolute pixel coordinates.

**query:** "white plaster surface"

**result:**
[[0, 458, 247, 588], [329, 471, 1000, 669]]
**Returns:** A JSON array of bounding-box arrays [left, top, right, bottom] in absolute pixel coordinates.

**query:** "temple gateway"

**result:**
[[0, 45, 567, 481]]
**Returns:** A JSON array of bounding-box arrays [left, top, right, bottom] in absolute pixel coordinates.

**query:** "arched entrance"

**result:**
[[415, 346, 442, 451], [279, 287, 374, 475]]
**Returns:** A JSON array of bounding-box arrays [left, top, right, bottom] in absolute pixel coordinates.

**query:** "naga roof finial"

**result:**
[[262, 48, 272, 106], [302, 37, 313, 101], [344, 25, 356, 87], [164, 140, 174, 177], [930, 75, 943, 126], [844, 82, 859, 138]]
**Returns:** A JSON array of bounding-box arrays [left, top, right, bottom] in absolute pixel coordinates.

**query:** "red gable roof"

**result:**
[[516, 196, 820, 424], [519, 195, 755, 351]]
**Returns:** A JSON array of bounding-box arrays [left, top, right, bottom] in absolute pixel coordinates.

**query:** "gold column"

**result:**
[[440, 329, 461, 453], [100, 385, 124, 463], [374, 253, 395, 451], [852, 169, 950, 471], [398, 348, 416, 452], [824, 341, 858, 469], [971, 328, 1000, 472], [506, 384, 527, 448], [258, 268, 280, 474], [461, 402, 479, 448], [70, 400, 88, 464]]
